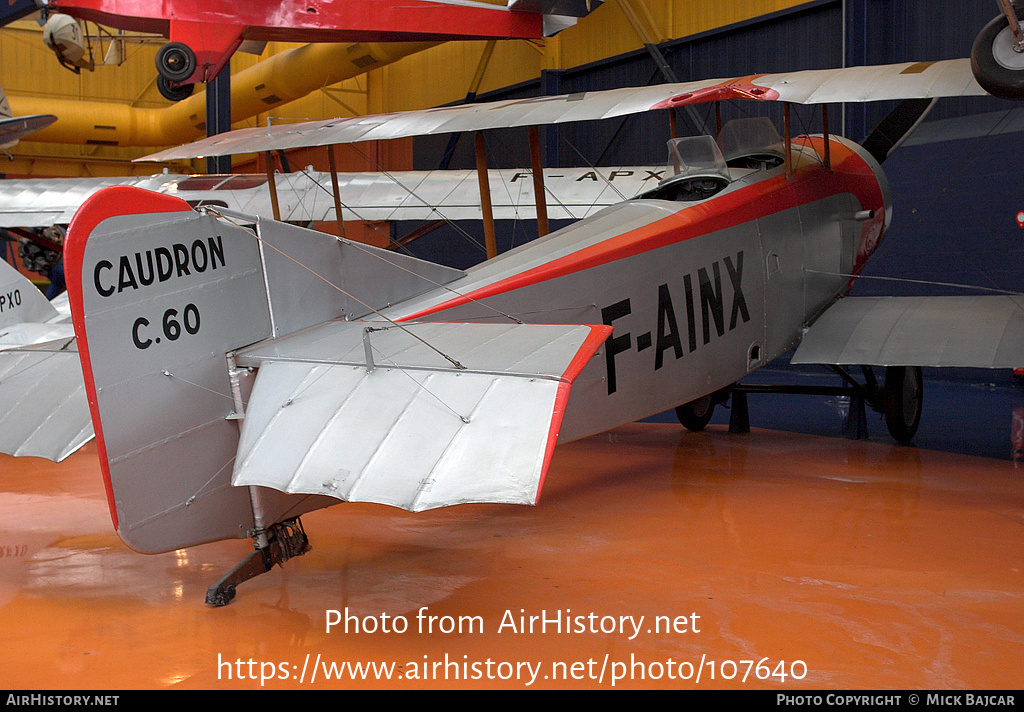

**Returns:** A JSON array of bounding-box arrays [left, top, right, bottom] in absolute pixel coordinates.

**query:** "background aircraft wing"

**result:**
[[792, 295, 1024, 368], [139, 58, 987, 162], [232, 320, 610, 511], [0, 337, 92, 462], [0, 167, 660, 228], [0, 114, 57, 149], [0, 258, 92, 461]]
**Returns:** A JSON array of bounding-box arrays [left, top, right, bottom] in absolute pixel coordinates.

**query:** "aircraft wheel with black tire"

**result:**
[[157, 76, 195, 102], [675, 394, 715, 432], [971, 11, 1024, 100], [156, 41, 197, 83], [883, 365, 922, 443]]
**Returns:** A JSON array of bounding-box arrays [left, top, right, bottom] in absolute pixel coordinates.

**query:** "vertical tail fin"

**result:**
[[64, 186, 469, 553]]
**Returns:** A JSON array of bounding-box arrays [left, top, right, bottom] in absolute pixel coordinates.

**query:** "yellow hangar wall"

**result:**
[[0, 1, 807, 177]]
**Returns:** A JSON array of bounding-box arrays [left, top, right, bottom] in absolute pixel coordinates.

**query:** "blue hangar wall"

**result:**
[[400, 0, 1024, 304]]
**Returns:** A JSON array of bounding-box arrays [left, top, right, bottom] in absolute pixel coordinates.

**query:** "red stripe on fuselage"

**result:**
[[536, 324, 614, 504], [399, 139, 883, 322]]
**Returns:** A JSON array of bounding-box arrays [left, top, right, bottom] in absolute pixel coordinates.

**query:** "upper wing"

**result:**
[[138, 59, 987, 162], [792, 295, 1024, 368]]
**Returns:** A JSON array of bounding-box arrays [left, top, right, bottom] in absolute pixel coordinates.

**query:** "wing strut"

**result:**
[[262, 151, 282, 221], [326, 143, 347, 240], [821, 104, 832, 169], [783, 104, 793, 178], [528, 125, 550, 237], [474, 131, 498, 259]]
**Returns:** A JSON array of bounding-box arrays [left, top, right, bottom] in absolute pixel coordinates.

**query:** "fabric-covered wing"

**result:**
[[0, 338, 92, 461], [232, 320, 610, 511], [0, 167, 660, 228], [792, 296, 1024, 367], [0, 258, 58, 327], [139, 59, 987, 162]]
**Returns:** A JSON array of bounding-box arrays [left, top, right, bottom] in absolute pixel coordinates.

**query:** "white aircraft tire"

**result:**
[[971, 11, 1024, 100]]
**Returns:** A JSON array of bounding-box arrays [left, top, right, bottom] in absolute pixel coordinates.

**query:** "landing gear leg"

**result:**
[[205, 517, 312, 607]]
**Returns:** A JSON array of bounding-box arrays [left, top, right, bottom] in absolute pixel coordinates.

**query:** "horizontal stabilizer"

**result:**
[[793, 295, 1024, 367], [0, 322, 74, 348], [233, 321, 611, 511], [0, 338, 92, 461]]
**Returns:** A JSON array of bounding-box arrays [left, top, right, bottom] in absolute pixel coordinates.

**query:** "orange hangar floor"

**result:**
[[1, 417, 1022, 690]]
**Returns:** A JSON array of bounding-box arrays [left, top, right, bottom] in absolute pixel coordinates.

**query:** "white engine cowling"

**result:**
[[42, 14, 94, 71]]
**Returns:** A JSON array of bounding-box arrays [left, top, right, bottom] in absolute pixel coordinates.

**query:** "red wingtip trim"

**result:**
[[535, 324, 614, 504], [65, 186, 193, 532]]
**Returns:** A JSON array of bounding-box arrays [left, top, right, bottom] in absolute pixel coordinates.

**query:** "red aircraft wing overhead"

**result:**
[[138, 58, 988, 162], [47, 0, 602, 86]]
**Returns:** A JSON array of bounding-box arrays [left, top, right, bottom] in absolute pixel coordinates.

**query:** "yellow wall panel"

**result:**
[[373, 1, 812, 113], [378, 39, 544, 112]]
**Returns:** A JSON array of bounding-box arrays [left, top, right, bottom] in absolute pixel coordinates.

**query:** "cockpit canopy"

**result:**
[[636, 134, 730, 202], [717, 117, 785, 169], [634, 117, 786, 202]]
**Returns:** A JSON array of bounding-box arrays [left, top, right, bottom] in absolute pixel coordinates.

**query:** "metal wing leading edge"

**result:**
[[138, 59, 989, 163], [232, 321, 611, 511]]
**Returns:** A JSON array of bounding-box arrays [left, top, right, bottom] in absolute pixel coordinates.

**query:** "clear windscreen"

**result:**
[[716, 117, 785, 168], [666, 135, 731, 181]]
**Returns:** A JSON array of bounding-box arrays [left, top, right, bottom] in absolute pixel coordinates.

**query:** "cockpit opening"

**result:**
[[634, 134, 730, 202], [718, 116, 785, 170], [634, 117, 786, 203]]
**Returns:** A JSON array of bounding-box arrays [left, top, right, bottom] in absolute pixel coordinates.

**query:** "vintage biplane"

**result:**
[[34, 0, 601, 99], [48, 57, 1024, 605]]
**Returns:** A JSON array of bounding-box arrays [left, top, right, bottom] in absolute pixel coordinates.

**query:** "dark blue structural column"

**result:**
[[205, 68, 232, 174], [0, 0, 39, 27], [540, 69, 563, 168], [843, 0, 870, 143]]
